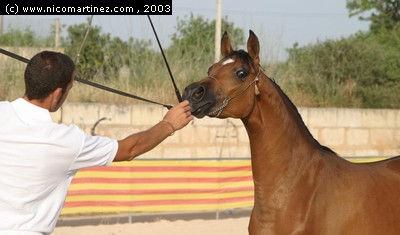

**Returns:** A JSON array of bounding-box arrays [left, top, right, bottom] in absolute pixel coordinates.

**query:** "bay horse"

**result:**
[[182, 30, 400, 234]]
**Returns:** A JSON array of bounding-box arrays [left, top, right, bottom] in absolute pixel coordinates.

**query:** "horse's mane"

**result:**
[[229, 49, 336, 154], [271, 78, 336, 154]]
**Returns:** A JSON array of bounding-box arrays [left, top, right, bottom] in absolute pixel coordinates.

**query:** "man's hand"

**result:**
[[162, 100, 193, 132]]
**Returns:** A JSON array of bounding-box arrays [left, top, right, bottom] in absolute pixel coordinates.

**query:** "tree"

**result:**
[[164, 14, 245, 86], [347, 0, 400, 32], [0, 28, 53, 47], [64, 22, 109, 79], [64, 19, 152, 81], [170, 14, 245, 61], [285, 31, 400, 108]]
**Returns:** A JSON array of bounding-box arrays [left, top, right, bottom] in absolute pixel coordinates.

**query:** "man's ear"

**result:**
[[50, 87, 63, 110]]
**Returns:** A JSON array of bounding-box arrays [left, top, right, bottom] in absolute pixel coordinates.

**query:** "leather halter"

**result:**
[[207, 68, 261, 117]]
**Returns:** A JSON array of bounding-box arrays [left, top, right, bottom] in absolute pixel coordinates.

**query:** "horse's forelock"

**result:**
[[227, 50, 256, 70]]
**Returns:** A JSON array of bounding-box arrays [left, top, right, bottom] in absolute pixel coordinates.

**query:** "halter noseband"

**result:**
[[208, 68, 261, 117]]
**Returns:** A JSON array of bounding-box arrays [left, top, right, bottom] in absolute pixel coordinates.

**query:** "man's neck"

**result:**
[[23, 96, 51, 111]]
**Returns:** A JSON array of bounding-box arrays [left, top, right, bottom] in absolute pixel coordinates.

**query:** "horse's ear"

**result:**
[[247, 30, 260, 65], [221, 31, 233, 58]]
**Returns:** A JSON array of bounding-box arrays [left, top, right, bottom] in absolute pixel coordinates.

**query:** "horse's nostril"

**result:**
[[192, 85, 206, 101]]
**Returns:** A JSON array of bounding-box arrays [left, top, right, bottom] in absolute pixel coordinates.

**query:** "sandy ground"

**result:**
[[53, 217, 250, 235]]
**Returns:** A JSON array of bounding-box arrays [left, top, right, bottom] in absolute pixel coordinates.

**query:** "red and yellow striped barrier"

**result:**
[[62, 160, 254, 215], [61, 157, 387, 215]]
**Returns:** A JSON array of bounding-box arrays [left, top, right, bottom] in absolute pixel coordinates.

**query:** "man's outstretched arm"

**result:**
[[114, 100, 193, 161]]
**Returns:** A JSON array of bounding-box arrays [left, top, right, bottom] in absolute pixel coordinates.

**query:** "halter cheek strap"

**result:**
[[255, 79, 260, 96], [208, 68, 261, 117]]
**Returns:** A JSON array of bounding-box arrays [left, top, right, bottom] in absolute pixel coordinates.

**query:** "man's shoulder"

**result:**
[[42, 122, 88, 154], [0, 100, 11, 108], [49, 122, 85, 138], [0, 101, 12, 119]]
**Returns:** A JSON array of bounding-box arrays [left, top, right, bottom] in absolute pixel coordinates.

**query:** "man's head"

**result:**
[[24, 51, 75, 112]]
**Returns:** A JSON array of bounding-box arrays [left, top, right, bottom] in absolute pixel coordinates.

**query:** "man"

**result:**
[[0, 51, 193, 234]]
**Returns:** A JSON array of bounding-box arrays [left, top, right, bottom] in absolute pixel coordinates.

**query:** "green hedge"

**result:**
[[282, 29, 400, 108]]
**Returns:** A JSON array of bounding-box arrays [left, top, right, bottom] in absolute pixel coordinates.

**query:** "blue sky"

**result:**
[[4, 0, 369, 61]]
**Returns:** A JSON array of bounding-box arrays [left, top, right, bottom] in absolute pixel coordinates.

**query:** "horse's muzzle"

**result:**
[[183, 83, 216, 118]]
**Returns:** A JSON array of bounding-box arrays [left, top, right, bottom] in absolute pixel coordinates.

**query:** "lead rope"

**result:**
[[147, 15, 183, 103], [0, 16, 178, 109], [0, 49, 172, 109], [71, 15, 172, 109]]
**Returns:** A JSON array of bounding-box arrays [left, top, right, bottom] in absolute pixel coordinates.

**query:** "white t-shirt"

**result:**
[[0, 98, 118, 234]]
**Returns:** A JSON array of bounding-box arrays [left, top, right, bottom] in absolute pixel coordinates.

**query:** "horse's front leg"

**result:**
[[248, 208, 269, 235], [248, 209, 257, 235]]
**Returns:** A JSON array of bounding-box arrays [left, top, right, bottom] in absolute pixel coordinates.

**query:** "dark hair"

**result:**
[[228, 50, 256, 70], [24, 51, 75, 100]]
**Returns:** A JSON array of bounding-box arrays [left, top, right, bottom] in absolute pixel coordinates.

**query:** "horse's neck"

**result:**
[[242, 73, 323, 199]]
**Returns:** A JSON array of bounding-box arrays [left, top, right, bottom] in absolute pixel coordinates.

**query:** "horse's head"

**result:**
[[183, 30, 261, 119]]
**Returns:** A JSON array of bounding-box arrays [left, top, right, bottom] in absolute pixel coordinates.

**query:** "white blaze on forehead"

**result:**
[[221, 58, 235, 66]]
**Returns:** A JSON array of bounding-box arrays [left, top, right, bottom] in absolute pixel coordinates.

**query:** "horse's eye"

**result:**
[[236, 69, 248, 80]]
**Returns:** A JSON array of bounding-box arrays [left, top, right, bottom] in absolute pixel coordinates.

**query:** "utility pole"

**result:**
[[214, 0, 222, 62], [55, 18, 60, 48], [0, 15, 4, 35]]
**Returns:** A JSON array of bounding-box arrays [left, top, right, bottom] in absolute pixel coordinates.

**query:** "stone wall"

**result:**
[[51, 103, 400, 159]]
